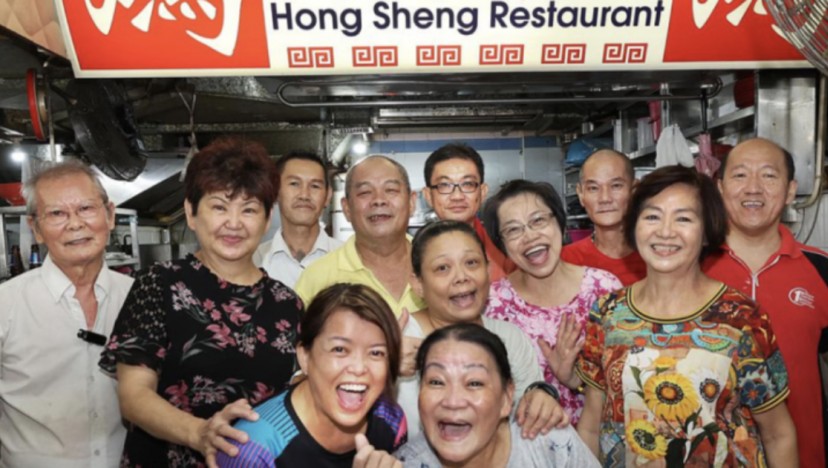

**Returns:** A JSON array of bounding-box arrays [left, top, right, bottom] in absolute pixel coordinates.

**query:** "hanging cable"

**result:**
[[177, 87, 198, 181]]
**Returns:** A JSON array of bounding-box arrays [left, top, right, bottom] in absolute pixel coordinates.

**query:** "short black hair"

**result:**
[[482, 179, 567, 254], [275, 150, 330, 189], [416, 323, 512, 390], [411, 220, 487, 277], [579, 148, 635, 182], [623, 165, 727, 261], [424, 143, 485, 185], [719, 139, 796, 182]]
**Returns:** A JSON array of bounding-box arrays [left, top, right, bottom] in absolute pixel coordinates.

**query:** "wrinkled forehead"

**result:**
[[727, 145, 787, 171], [425, 339, 496, 370], [35, 173, 103, 206], [350, 159, 405, 186], [582, 152, 631, 180]]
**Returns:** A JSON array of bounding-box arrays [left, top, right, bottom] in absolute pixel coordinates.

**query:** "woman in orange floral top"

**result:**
[[575, 166, 797, 467]]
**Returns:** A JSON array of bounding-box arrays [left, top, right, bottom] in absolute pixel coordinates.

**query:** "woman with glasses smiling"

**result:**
[[482, 180, 622, 423]]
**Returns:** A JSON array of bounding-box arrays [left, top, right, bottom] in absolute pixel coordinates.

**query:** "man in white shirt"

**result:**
[[254, 151, 341, 288], [0, 160, 133, 468]]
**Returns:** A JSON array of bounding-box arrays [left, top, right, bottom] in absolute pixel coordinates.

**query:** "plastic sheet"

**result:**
[[655, 124, 694, 168]]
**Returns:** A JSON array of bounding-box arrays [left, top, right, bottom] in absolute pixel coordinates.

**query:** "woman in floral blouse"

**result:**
[[576, 166, 797, 467], [482, 180, 622, 423], [99, 136, 303, 467]]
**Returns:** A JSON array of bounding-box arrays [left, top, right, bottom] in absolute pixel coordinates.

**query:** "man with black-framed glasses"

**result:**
[[423, 143, 516, 282], [0, 160, 132, 467]]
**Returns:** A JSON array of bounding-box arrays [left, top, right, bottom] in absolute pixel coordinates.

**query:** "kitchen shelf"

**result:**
[[628, 106, 755, 160], [684, 105, 755, 139]]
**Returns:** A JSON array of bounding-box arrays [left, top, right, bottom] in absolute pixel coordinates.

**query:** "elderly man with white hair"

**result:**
[[0, 160, 132, 468]]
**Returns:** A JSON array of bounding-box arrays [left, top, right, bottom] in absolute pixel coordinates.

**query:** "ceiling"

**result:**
[[0, 26, 725, 218]]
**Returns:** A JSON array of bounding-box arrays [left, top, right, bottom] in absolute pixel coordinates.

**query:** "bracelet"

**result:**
[[525, 381, 560, 401]]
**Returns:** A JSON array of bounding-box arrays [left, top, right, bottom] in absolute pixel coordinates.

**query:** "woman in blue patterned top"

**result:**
[[218, 283, 407, 468]]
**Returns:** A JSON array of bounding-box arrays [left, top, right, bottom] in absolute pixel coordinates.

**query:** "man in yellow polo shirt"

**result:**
[[295, 155, 425, 317]]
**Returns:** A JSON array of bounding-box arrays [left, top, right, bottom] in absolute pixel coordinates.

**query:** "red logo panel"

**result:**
[[479, 45, 524, 65], [603, 43, 648, 63], [353, 46, 398, 67], [287, 47, 334, 68], [664, 0, 802, 61], [61, 0, 269, 70], [541, 44, 587, 64], [417, 46, 462, 66]]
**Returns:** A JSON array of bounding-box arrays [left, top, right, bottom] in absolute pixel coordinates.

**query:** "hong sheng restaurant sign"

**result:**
[[55, 0, 807, 78]]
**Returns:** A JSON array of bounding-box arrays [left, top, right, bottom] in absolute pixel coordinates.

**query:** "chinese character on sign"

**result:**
[[664, 0, 801, 62], [691, 0, 792, 41], [82, 0, 242, 56]]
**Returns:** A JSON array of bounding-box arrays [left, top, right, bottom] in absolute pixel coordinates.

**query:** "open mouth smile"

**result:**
[[336, 383, 368, 411]]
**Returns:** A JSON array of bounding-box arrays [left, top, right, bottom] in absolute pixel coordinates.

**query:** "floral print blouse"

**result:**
[[486, 267, 622, 423], [99, 254, 302, 467], [576, 285, 790, 467]]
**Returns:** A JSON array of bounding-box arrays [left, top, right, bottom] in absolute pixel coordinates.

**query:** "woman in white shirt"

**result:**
[[398, 220, 567, 438]]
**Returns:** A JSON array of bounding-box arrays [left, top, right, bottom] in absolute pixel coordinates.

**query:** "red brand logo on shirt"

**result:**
[[61, 0, 269, 70], [663, 0, 802, 62]]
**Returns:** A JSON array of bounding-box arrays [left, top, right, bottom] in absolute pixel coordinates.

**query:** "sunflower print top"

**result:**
[[576, 284, 789, 467]]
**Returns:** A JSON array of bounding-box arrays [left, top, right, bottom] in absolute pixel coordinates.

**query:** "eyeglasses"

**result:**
[[499, 212, 556, 241], [36, 201, 104, 226], [429, 181, 480, 194]]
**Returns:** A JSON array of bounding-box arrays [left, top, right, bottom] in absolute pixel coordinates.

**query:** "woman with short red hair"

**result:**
[[100, 136, 302, 467]]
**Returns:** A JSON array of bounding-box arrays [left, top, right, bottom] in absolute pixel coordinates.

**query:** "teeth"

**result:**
[[652, 245, 679, 253], [524, 246, 546, 256], [439, 422, 471, 438], [339, 384, 367, 392], [450, 291, 474, 300], [742, 201, 763, 207]]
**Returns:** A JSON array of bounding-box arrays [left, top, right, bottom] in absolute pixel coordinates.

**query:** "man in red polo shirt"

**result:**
[[703, 137, 828, 468], [561, 149, 646, 285], [423, 143, 516, 282]]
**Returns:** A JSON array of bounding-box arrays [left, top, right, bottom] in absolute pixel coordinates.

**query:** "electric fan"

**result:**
[[767, 0, 828, 75]]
